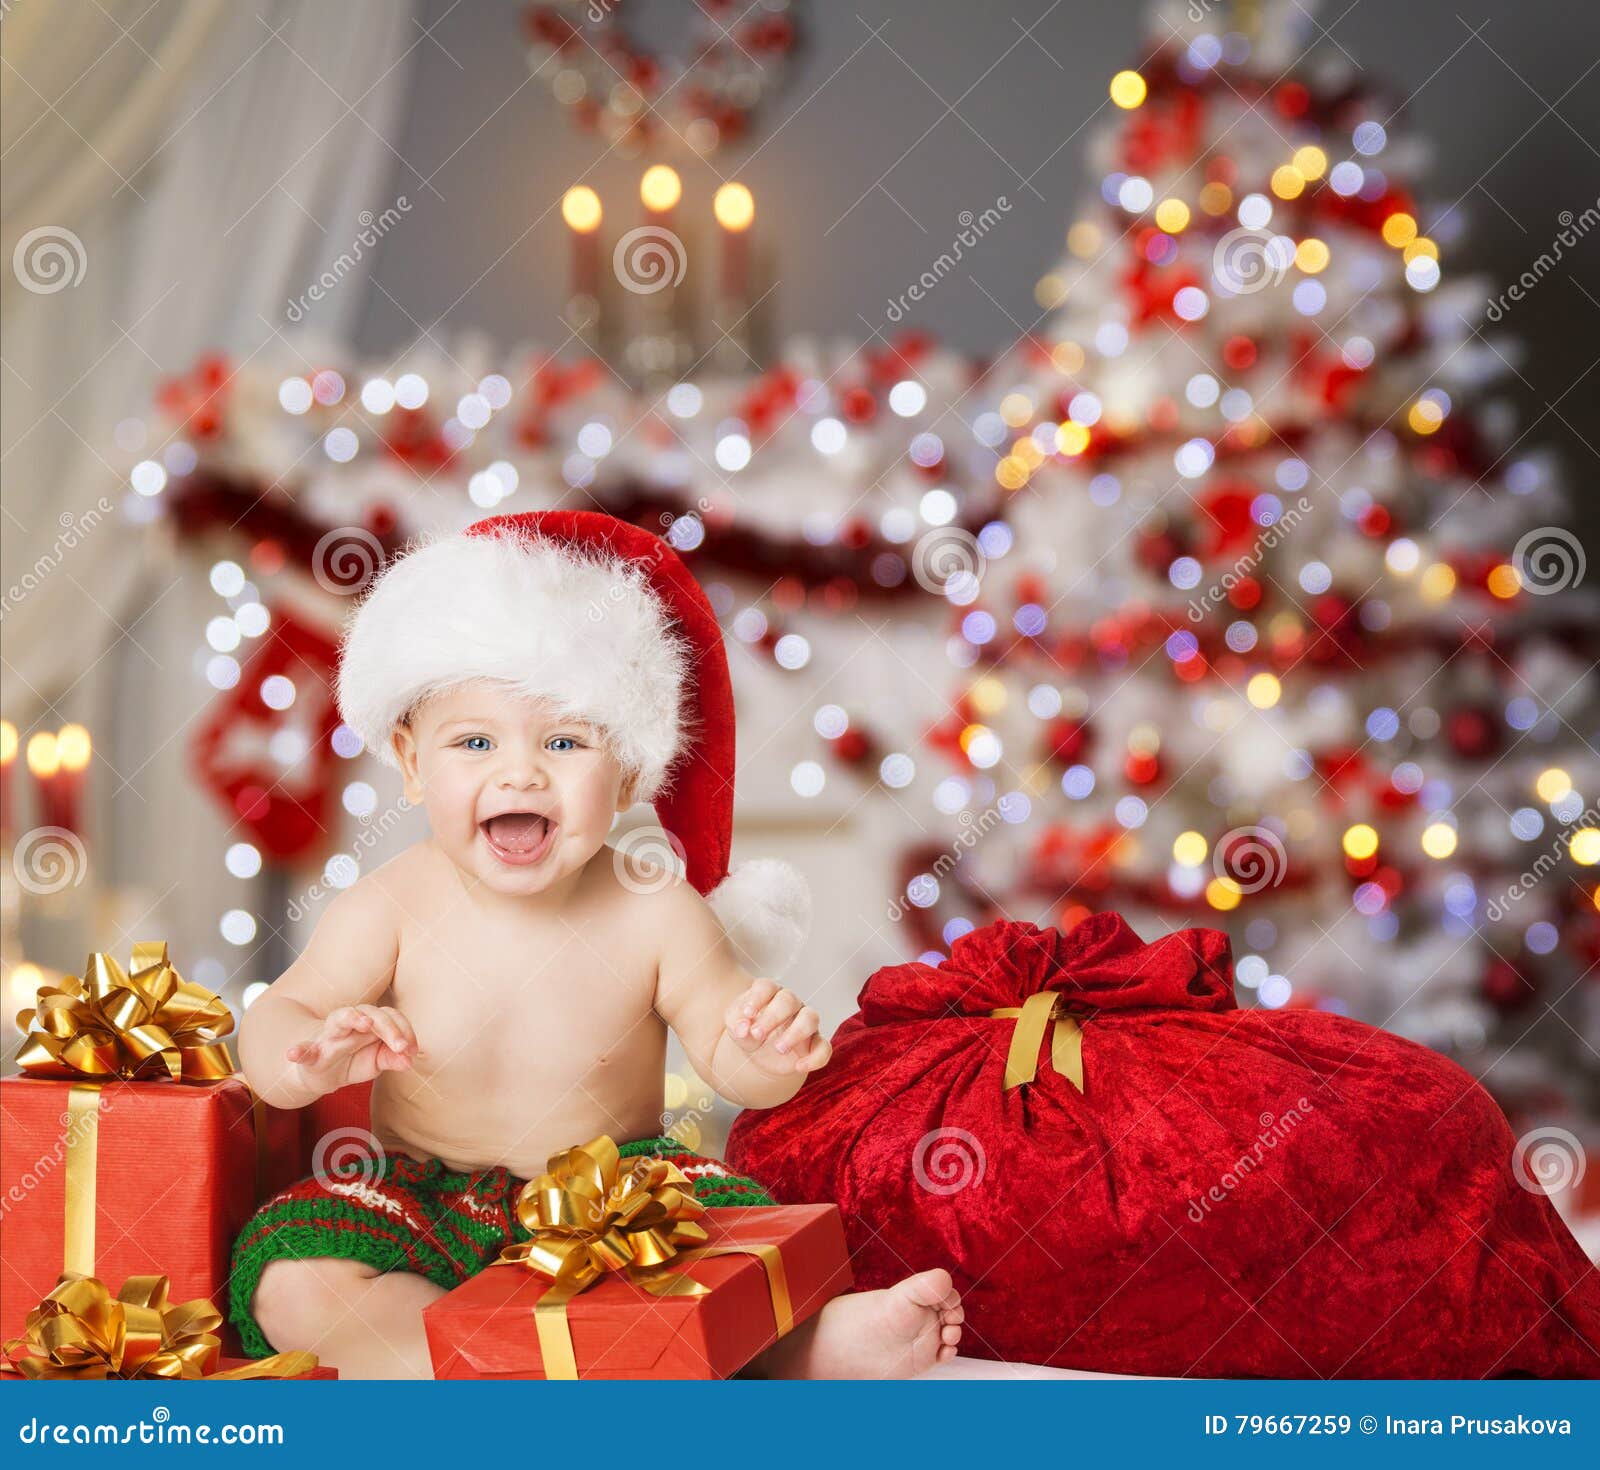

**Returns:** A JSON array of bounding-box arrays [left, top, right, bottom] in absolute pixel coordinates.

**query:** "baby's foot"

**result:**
[[757, 1268, 963, 1379]]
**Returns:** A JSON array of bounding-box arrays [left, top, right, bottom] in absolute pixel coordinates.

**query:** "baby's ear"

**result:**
[[391, 722, 424, 801]]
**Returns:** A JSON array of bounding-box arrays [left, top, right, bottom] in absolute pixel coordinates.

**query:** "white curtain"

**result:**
[[1, 0, 422, 989]]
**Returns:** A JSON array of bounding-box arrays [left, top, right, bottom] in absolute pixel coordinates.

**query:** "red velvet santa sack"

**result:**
[[726, 914, 1600, 1378]]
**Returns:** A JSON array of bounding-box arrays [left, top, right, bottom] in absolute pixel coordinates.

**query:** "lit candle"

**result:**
[[0, 719, 15, 844], [640, 164, 681, 228], [561, 185, 602, 298], [25, 730, 60, 831], [56, 723, 91, 837], [631, 165, 691, 380], [713, 182, 754, 303]]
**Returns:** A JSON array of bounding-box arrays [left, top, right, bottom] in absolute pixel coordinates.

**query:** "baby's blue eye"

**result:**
[[547, 736, 582, 752], [461, 735, 492, 752]]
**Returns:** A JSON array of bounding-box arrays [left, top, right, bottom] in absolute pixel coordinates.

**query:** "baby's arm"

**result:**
[[236, 877, 417, 1109], [653, 881, 830, 1110]]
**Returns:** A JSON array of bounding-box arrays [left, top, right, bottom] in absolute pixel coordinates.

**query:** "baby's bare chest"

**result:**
[[385, 908, 661, 1081]]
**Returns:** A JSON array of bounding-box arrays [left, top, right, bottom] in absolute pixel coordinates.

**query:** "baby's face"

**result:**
[[391, 681, 635, 898]]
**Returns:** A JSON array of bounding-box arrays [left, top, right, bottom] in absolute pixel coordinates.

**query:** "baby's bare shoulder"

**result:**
[[601, 845, 713, 932], [361, 840, 449, 910]]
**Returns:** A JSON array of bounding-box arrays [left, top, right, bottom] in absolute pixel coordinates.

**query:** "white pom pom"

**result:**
[[709, 858, 812, 979]]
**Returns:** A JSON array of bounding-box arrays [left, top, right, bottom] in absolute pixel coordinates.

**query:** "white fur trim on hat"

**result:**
[[336, 530, 689, 797], [709, 858, 813, 980]]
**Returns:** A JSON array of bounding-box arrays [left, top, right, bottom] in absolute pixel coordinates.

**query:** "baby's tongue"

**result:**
[[484, 813, 548, 852]]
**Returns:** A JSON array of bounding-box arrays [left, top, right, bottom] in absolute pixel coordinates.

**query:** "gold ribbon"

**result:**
[[63, 1084, 101, 1277], [14, 942, 273, 1278], [0, 1274, 317, 1381], [489, 1135, 792, 1378], [990, 992, 1085, 1092], [14, 941, 236, 1084]]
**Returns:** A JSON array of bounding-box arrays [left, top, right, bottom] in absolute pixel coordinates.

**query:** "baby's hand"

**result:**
[[723, 978, 831, 1077], [284, 1004, 421, 1095]]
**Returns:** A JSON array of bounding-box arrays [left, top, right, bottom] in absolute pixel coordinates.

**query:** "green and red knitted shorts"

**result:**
[[228, 1137, 776, 1359]]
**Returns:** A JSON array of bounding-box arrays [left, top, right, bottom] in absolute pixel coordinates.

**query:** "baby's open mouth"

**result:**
[[480, 812, 557, 865]]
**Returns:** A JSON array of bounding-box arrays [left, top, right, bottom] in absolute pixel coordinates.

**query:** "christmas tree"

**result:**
[[822, 0, 1599, 1125]]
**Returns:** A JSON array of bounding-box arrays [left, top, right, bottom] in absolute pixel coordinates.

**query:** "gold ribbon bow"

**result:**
[[14, 941, 236, 1083], [0, 1274, 317, 1381], [491, 1135, 792, 1378], [990, 991, 1085, 1093]]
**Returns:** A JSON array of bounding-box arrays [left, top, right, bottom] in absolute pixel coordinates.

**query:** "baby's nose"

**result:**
[[498, 752, 548, 788]]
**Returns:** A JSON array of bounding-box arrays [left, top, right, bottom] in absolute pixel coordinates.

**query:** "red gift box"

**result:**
[[0, 1075, 303, 1357], [424, 1204, 851, 1379]]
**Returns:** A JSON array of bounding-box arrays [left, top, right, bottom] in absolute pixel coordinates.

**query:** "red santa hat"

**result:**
[[335, 509, 811, 977]]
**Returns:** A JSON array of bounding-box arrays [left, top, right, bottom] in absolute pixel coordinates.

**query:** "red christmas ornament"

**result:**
[[1135, 526, 1186, 577], [840, 386, 877, 424], [1447, 707, 1500, 759], [1482, 958, 1538, 1012], [1125, 750, 1162, 785], [382, 406, 453, 470], [157, 353, 232, 441], [1198, 484, 1257, 556], [1044, 718, 1092, 765], [830, 729, 872, 766], [1221, 335, 1257, 372], [190, 608, 343, 865], [1226, 576, 1263, 611], [1308, 593, 1365, 662], [1275, 81, 1311, 118]]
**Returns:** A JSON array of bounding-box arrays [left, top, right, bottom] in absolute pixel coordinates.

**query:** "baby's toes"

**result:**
[[900, 1267, 954, 1312]]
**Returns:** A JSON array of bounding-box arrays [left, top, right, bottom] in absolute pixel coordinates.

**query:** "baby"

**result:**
[[232, 509, 962, 1379]]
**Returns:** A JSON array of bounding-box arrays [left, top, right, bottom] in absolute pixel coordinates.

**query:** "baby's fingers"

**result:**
[[795, 1035, 833, 1073], [373, 1043, 413, 1073], [287, 1027, 366, 1070], [379, 1007, 422, 1054], [726, 977, 777, 1040], [363, 1006, 415, 1056], [748, 988, 800, 1043], [322, 1006, 373, 1041], [772, 1006, 819, 1056]]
